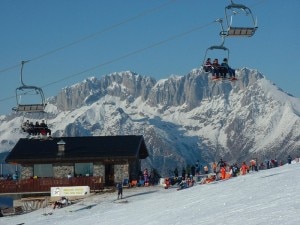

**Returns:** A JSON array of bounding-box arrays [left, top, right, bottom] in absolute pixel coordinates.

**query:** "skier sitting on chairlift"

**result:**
[[220, 58, 235, 79], [40, 120, 51, 136], [23, 121, 35, 135], [203, 58, 212, 73], [212, 58, 220, 78], [21, 120, 30, 132]]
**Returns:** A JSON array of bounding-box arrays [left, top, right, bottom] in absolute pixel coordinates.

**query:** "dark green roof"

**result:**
[[5, 135, 149, 164]]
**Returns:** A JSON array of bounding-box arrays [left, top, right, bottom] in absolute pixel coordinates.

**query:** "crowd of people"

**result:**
[[203, 57, 236, 79], [135, 168, 160, 187], [21, 119, 51, 137], [167, 155, 296, 188]]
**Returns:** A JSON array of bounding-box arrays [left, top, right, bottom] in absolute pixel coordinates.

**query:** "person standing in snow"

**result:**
[[191, 164, 196, 177], [231, 163, 239, 177], [250, 159, 257, 171], [217, 158, 226, 169], [220, 166, 226, 180], [181, 167, 186, 179], [143, 168, 149, 186], [287, 155, 292, 164], [174, 167, 179, 178], [195, 160, 200, 175], [212, 162, 217, 173], [240, 162, 248, 175], [203, 165, 209, 174], [116, 182, 123, 199]]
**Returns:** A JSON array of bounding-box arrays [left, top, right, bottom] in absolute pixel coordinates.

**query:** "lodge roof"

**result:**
[[5, 135, 149, 164]]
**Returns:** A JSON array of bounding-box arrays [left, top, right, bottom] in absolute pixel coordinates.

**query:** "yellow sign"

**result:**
[[50, 186, 90, 197]]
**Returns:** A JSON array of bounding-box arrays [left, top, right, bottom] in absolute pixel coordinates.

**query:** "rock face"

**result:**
[[56, 73, 156, 111], [1, 68, 300, 176]]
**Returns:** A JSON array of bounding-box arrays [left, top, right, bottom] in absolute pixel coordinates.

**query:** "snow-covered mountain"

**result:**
[[1, 68, 300, 175]]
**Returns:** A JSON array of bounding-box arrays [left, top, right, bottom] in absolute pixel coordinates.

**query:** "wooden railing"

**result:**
[[0, 177, 104, 194]]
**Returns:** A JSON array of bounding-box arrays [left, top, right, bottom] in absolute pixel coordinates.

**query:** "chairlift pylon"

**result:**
[[220, 0, 258, 37], [12, 61, 47, 113]]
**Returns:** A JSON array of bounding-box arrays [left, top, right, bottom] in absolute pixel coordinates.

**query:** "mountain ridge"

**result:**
[[1, 67, 299, 175]]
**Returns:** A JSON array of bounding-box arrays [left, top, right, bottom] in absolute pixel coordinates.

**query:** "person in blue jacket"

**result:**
[[220, 58, 235, 78], [117, 182, 123, 199]]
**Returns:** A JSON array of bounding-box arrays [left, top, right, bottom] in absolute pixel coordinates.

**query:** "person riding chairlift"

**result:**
[[203, 58, 212, 72], [220, 58, 235, 78], [40, 120, 51, 136], [212, 58, 220, 78]]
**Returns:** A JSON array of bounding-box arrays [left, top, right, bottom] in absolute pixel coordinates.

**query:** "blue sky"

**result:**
[[0, 0, 299, 115]]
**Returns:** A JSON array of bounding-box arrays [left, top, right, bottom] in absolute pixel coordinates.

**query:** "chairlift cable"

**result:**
[[41, 21, 216, 88], [0, 0, 265, 75], [0, 20, 216, 104], [2, 1, 262, 104]]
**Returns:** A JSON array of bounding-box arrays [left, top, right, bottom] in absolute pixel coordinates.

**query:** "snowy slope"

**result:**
[[1, 162, 300, 225]]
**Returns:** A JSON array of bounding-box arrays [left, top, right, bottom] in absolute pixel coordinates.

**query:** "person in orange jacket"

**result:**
[[240, 162, 248, 175], [220, 166, 226, 180]]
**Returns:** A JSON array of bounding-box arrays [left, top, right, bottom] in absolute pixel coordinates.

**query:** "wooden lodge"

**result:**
[[1, 135, 149, 194]]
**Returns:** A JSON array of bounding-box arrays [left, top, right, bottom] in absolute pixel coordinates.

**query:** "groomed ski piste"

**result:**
[[1, 162, 300, 225]]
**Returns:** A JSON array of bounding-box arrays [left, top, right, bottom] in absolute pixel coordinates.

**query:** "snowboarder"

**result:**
[[287, 155, 292, 164]]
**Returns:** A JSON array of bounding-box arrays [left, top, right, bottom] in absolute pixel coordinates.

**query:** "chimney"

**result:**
[[57, 139, 66, 156]]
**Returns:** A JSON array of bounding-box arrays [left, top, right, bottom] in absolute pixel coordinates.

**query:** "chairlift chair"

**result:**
[[202, 43, 237, 81], [221, 1, 258, 37], [13, 85, 46, 112], [12, 61, 51, 138], [12, 61, 47, 113], [202, 19, 230, 68], [202, 44, 230, 71]]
